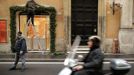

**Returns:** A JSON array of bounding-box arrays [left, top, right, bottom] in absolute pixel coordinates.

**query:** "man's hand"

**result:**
[[73, 65, 84, 71], [20, 51, 23, 55]]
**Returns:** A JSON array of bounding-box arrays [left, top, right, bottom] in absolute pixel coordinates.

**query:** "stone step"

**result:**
[[77, 48, 89, 50], [78, 46, 88, 48], [67, 47, 89, 54], [67, 51, 88, 54]]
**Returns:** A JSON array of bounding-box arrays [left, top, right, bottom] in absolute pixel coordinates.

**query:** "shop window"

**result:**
[[0, 20, 7, 43], [19, 15, 50, 50]]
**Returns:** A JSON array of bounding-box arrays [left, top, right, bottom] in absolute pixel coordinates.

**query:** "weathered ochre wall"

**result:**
[[0, 0, 65, 52], [103, 0, 122, 53], [106, 0, 121, 39]]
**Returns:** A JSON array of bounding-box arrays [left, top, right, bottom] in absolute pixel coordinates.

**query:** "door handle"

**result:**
[[94, 28, 97, 32]]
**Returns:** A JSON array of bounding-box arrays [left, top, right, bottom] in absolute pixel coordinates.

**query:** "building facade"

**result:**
[[0, 0, 133, 54]]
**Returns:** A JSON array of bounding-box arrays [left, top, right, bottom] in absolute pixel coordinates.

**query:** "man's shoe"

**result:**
[[9, 66, 16, 70]]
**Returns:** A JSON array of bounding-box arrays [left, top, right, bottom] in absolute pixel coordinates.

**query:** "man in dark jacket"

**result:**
[[26, 0, 40, 26], [9, 32, 27, 71], [72, 36, 104, 75]]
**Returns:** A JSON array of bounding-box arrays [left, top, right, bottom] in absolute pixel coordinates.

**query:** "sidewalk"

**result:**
[[0, 52, 134, 62]]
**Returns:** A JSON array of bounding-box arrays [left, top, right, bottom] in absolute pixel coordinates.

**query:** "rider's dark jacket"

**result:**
[[82, 47, 104, 71]]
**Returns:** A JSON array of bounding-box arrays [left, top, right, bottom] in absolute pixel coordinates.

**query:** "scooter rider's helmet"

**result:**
[[89, 36, 101, 49]]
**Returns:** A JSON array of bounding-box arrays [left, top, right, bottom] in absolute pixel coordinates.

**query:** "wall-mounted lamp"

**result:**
[[110, 0, 122, 15]]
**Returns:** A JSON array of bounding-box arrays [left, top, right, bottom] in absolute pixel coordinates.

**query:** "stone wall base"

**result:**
[[119, 29, 134, 54]]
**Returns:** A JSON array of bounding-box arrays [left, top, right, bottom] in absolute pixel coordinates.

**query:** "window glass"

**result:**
[[0, 20, 7, 43]]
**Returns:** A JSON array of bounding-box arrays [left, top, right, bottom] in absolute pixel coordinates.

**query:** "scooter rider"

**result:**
[[71, 36, 104, 75]]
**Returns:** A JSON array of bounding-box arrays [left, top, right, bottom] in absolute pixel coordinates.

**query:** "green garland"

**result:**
[[10, 6, 57, 53]]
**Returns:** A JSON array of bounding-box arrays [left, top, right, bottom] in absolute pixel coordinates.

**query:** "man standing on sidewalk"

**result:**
[[9, 32, 27, 71]]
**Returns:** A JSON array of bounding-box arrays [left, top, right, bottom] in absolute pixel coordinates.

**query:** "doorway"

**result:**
[[71, 0, 98, 45]]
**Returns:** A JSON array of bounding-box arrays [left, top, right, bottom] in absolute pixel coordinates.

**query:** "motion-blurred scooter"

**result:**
[[58, 35, 81, 75], [58, 36, 131, 75]]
